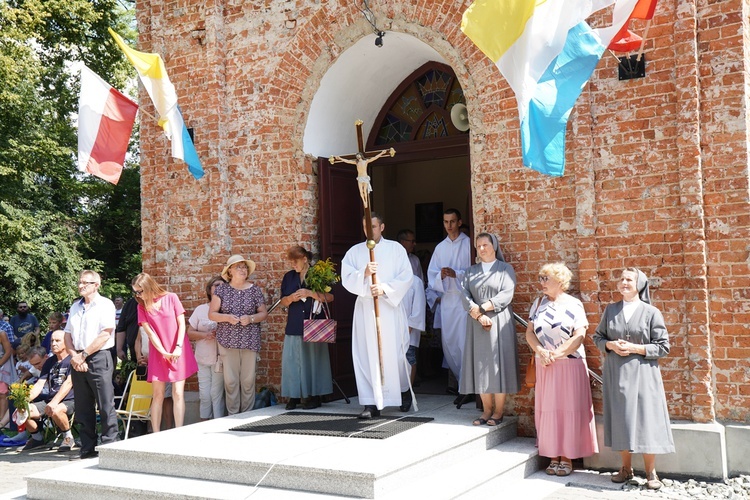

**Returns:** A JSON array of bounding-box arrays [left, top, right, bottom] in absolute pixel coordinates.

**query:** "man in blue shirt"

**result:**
[[9, 301, 39, 348]]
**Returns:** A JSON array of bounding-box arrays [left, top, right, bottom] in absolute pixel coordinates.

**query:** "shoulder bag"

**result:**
[[303, 299, 337, 343]]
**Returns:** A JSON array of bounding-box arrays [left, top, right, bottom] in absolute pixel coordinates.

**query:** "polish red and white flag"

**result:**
[[78, 65, 138, 184]]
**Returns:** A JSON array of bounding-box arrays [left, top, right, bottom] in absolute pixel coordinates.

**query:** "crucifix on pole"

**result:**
[[329, 119, 395, 384]]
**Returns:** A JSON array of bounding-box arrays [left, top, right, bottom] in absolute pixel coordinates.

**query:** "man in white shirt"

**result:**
[[64, 270, 118, 460], [427, 209, 471, 399]]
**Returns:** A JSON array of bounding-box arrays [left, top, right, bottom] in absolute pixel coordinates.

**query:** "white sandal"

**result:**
[[556, 461, 573, 476], [545, 460, 559, 475]]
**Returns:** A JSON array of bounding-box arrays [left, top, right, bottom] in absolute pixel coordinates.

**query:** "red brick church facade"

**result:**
[[135, 1, 750, 431]]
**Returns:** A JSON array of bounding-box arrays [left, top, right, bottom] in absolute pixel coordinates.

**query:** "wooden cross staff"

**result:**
[[329, 120, 395, 384]]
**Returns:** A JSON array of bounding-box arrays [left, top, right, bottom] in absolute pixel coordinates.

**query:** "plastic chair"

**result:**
[[116, 370, 153, 439]]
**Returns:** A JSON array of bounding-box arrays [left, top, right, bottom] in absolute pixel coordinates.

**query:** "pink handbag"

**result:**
[[303, 300, 337, 343]]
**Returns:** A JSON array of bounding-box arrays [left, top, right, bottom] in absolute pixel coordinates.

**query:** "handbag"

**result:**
[[525, 355, 536, 388], [303, 299, 337, 343]]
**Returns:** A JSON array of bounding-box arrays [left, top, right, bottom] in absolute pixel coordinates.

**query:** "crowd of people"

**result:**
[[344, 209, 674, 491], [0, 208, 675, 488]]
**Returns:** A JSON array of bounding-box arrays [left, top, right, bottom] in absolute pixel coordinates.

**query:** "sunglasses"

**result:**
[[132, 289, 144, 296], [538, 276, 549, 283]]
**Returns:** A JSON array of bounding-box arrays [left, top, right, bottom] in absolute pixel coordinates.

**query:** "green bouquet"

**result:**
[[305, 258, 340, 293]]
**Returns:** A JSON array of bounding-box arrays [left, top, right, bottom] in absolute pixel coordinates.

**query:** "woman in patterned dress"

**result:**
[[209, 255, 267, 415], [593, 268, 674, 490], [525, 263, 598, 477]]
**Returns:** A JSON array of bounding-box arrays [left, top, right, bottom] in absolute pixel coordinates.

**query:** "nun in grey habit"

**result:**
[[593, 267, 675, 489], [459, 233, 520, 426]]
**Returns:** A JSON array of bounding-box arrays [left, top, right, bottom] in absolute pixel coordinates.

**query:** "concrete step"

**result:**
[[24, 459, 360, 500], [25, 395, 542, 499], [466, 468, 634, 499], [387, 437, 541, 499]]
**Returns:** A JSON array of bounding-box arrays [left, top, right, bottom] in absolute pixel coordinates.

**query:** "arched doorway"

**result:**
[[367, 62, 471, 394], [316, 60, 471, 399]]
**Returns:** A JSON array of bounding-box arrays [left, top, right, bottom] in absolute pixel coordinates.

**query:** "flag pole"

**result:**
[[137, 107, 158, 123]]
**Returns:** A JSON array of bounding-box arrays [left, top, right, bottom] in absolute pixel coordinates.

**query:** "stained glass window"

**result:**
[[374, 63, 467, 146]]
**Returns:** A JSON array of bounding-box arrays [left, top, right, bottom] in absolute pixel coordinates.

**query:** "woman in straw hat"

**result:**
[[209, 255, 267, 414]]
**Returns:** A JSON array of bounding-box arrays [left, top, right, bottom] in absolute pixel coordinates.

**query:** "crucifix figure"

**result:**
[[331, 119, 396, 386], [329, 120, 395, 209]]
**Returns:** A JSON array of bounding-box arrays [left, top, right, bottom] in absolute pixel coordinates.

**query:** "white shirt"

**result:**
[[622, 298, 640, 322], [65, 293, 116, 351]]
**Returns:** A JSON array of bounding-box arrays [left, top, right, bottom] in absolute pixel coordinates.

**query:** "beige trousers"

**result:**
[[218, 345, 257, 414]]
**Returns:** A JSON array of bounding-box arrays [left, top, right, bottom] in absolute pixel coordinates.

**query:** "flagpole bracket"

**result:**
[[618, 54, 646, 81]]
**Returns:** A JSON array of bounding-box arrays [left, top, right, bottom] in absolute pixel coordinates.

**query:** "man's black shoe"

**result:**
[[400, 391, 412, 412], [69, 450, 99, 461], [358, 405, 380, 419]]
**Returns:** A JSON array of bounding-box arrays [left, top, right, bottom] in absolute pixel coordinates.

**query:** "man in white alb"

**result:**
[[342, 213, 414, 419], [427, 208, 471, 400]]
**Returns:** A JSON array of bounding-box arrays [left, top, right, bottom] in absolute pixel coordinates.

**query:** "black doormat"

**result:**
[[230, 411, 433, 440]]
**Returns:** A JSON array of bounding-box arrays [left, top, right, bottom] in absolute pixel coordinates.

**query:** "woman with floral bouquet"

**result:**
[[279, 246, 336, 410]]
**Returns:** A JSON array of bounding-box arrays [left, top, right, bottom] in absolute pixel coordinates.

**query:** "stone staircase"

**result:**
[[25, 395, 544, 499]]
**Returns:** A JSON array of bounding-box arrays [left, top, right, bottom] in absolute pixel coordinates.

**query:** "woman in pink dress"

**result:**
[[133, 273, 198, 431], [525, 263, 598, 477]]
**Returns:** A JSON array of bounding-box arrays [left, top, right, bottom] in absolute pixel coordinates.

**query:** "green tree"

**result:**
[[0, 0, 140, 324]]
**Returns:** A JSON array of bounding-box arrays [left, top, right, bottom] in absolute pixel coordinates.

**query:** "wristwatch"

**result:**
[[81, 350, 89, 358]]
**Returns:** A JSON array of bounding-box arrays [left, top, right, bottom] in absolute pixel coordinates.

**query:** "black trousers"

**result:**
[[71, 350, 119, 453]]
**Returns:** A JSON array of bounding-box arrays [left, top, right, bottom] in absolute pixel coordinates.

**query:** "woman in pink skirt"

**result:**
[[133, 273, 198, 431], [525, 263, 598, 476]]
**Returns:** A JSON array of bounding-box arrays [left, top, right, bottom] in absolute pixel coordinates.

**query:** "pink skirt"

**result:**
[[535, 357, 599, 459]]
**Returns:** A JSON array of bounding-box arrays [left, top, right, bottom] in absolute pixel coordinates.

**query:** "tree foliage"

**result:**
[[0, 0, 140, 324]]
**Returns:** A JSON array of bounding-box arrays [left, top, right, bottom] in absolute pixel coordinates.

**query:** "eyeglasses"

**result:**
[[538, 276, 549, 283], [78, 281, 97, 286], [132, 289, 144, 296]]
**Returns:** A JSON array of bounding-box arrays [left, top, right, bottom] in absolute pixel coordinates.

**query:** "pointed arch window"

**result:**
[[371, 63, 467, 147]]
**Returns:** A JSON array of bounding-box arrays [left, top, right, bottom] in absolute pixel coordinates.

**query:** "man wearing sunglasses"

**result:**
[[64, 270, 117, 460]]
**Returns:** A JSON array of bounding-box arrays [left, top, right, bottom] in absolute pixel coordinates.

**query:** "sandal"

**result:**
[[556, 460, 573, 476], [545, 460, 559, 475], [646, 471, 663, 490], [472, 418, 488, 426], [611, 466, 634, 483], [486, 416, 503, 426]]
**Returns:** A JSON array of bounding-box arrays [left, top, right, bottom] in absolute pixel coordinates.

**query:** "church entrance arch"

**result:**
[[308, 36, 471, 399]]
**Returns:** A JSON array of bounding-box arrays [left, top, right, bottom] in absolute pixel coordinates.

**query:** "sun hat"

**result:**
[[221, 254, 256, 281]]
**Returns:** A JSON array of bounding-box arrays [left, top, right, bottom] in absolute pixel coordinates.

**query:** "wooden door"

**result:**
[[319, 157, 362, 398]]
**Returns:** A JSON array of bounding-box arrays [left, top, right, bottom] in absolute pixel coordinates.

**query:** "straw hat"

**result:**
[[221, 254, 256, 281]]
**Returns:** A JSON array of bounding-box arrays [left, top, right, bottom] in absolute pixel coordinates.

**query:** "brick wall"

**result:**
[[137, 1, 750, 425]]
